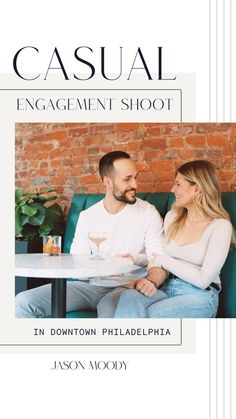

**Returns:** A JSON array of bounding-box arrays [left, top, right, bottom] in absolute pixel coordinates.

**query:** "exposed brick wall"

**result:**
[[15, 123, 236, 215]]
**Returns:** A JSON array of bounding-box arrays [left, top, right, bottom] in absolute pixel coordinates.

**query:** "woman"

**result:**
[[114, 160, 235, 318]]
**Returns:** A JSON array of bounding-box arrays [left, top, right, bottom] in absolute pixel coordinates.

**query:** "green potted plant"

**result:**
[[15, 188, 65, 293], [15, 188, 65, 241]]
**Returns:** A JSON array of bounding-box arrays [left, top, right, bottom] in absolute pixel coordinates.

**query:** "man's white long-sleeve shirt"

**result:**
[[70, 198, 164, 277]]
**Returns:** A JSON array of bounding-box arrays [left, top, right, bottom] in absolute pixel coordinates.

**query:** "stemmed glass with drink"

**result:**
[[88, 232, 107, 260]]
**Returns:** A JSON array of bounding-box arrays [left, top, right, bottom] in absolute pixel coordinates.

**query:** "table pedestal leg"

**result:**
[[51, 278, 67, 318]]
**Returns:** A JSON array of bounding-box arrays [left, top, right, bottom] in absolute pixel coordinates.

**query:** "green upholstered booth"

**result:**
[[64, 192, 236, 318]]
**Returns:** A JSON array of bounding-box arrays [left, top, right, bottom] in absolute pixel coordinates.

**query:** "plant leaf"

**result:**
[[15, 189, 23, 204], [21, 204, 38, 217], [38, 222, 52, 236], [15, 206, 23, 236], [38, 189, 56, 195], [37, 195, 57, 202], [21, 214, 30, 226], [17, 195, 33, 206], [27, 203, 46, 226], [39, 203, 64, 236]]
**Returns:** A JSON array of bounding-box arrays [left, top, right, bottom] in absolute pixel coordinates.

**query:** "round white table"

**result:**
[[15, 253, 136, 318]]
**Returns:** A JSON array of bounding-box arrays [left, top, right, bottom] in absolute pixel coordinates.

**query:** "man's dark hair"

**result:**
[[99, 151, 131, 179]]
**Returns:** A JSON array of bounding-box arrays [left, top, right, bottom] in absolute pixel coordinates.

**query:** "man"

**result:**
[[15, 151, 167, 318]]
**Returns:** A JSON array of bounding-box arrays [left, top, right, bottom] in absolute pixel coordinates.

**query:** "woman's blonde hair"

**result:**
[[166, 160, 236, 247]]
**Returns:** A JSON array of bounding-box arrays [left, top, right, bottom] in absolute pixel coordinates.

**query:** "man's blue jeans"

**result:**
[[15, 281, 127, 318], [114, 278, 219, 318]]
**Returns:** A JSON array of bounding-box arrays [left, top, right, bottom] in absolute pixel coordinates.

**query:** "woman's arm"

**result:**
[[152, 220, 232, 289]]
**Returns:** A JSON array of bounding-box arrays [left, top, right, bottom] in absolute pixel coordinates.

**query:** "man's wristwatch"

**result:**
[[147, 278, 159, 289]]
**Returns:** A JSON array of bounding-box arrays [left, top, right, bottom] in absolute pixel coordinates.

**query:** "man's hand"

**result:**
[[148, 266, 168, 287], [116, 253, 134, 262], [129, 278, 157, 297]]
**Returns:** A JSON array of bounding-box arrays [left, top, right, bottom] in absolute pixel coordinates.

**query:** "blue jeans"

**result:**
[[114, 278, 219, 318], [15, 281, 127, 318]]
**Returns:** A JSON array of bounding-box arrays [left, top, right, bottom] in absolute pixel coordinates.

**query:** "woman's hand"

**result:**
[[129, 278, 157, 297]]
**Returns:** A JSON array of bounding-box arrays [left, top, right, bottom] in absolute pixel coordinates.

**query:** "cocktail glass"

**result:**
[[88, 232, 107, 260]]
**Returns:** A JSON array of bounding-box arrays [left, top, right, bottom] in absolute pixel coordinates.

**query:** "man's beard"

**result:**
[[113, 187, 137, 204]]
